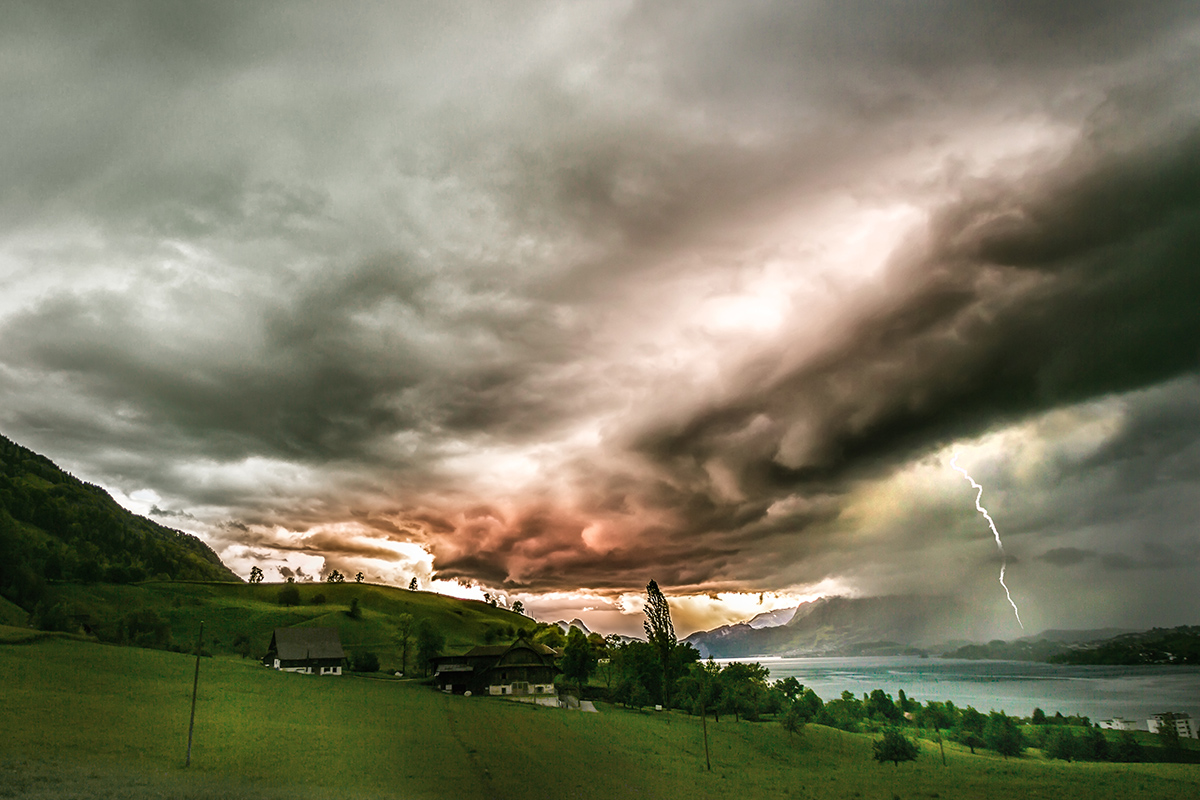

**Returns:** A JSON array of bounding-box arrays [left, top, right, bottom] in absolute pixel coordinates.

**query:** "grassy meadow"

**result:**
[[34, 579, 536, 671], [3, 634, 1199, 800]]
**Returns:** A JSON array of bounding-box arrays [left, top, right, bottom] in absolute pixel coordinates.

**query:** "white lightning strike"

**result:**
[[950, 453, 1024, 629]]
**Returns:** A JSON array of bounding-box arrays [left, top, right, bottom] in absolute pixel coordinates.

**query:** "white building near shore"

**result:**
[[1099, 717, 1141, 731], [1148, 712, 1197, 739]]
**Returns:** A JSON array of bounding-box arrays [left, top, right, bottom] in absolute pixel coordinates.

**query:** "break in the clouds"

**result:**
[[3, 1, 1199, 636]]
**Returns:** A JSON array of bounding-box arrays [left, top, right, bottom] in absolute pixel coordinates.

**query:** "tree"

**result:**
[[347, 598, 361, 619], [718, 662, 770, 721], [355, 571, 364, 583], [533, 623, 566, 649], [409, 577, 419, 591], [1031, 707, 1047, 725], [415, 619, 444, 676], [311, 592, 326, 605], [782, 699, 807, 740], [512, 600, 525, 615], [277, 584, 300, 607], [394, 613, 415, 674], [775, 676, 802, 701], [1045, 727, 1077, 762], [562, 627, 598, 699], [873, 728, 919, 766], [984, 711, 1024, 759], [327, 569, 345, 583], [1081, 726, 1110, 761], [818, 691, 866, 732], [643, 579, 676, 709], [1157, 713, 1183, 751], [248, 566, 263, 584], [866, 688, 902, 723], [629, 681, 651, 711]]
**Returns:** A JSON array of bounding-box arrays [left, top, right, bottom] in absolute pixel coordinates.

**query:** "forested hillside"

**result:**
[[1048, 626, 1200, 665], [0, 433, 238, 614]]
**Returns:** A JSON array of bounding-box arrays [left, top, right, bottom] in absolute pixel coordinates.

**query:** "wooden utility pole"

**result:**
[[701, 702, 711, 772], [937, 728, 946, 766], [185, 621, 204, 767]]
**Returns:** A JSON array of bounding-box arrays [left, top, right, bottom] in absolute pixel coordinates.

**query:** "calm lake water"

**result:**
[[718, 656, 1200, 727]]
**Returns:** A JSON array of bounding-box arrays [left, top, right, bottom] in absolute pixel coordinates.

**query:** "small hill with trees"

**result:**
[[0, 433, 239, 616], [31, 578, 541, 674]]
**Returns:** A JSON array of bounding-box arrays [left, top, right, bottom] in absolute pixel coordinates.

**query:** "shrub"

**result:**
[[351, 651, 380, 673], [277, 585, 300, 607]]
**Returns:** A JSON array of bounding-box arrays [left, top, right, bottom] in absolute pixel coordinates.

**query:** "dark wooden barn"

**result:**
[[264, 627, 345, 675], [432, 640, 559, 696]]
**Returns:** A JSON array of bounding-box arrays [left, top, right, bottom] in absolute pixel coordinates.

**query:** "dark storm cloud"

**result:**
[[640, 124, 1200, 505], [1039, 547, 1096, 567], [2, 1, 1199, 628]]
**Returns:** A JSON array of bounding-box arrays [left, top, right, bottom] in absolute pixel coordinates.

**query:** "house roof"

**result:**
[[271, 627, 345, 660], [433, 640, 559, 665], [464, 641, 558, 658]]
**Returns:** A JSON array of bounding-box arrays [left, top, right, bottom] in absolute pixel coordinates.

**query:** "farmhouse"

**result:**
[[264, 627, 345, 675], [432, 639, 559, 696]]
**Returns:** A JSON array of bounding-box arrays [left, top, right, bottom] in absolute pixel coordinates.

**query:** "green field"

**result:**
[[32, 580, 536, 671], [3, 636, 1199, 800]]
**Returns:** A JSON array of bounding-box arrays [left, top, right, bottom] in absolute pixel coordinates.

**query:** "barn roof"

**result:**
[[271, 627, 345, 660], [464, 641, 558, 658]]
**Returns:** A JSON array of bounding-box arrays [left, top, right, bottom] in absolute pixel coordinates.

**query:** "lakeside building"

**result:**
[[1099, 717, 1141, 731], [432, 640, 559, 696], [264, 627, 345, 675], [1148, 712, 1197, 739]]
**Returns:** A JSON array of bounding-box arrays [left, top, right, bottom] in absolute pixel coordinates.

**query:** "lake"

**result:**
[[717, 656, 1200, 727]]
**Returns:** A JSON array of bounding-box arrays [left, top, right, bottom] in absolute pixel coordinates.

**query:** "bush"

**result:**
[[121, 608, 171, 649], [1116, 731, 1142, 762], [277, 585, 300, 606], [311, 593, 326, 605], [351, 651, 380, 673]]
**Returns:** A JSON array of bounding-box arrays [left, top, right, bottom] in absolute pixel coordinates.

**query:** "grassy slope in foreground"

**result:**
[[38, 580, 536, 670], [4, 636, 1199, 800]]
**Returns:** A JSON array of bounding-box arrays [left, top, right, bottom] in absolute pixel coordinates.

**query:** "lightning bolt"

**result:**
[[950, 453, 1024, 629]]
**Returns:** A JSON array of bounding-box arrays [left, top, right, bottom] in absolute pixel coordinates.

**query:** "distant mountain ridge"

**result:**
[[747, 606, 798, 628], [684, 595, 971, 658], [0, 432, 239, 613]]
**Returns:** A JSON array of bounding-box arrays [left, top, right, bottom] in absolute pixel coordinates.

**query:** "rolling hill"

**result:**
[[0, 432, 239, 615], [34, 579, 538, 672]]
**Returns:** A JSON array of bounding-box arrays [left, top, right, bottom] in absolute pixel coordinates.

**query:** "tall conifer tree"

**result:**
[[643, 580, 676, 709]]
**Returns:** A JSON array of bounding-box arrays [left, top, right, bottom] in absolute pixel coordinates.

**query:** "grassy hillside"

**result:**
[[3, 636, 1198, 800], [36, 579, 537, 671], [0, 432, 239, 616]]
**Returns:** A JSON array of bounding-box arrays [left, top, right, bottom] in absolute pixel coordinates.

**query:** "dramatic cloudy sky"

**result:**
[[3, 1, 1199, 637]]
